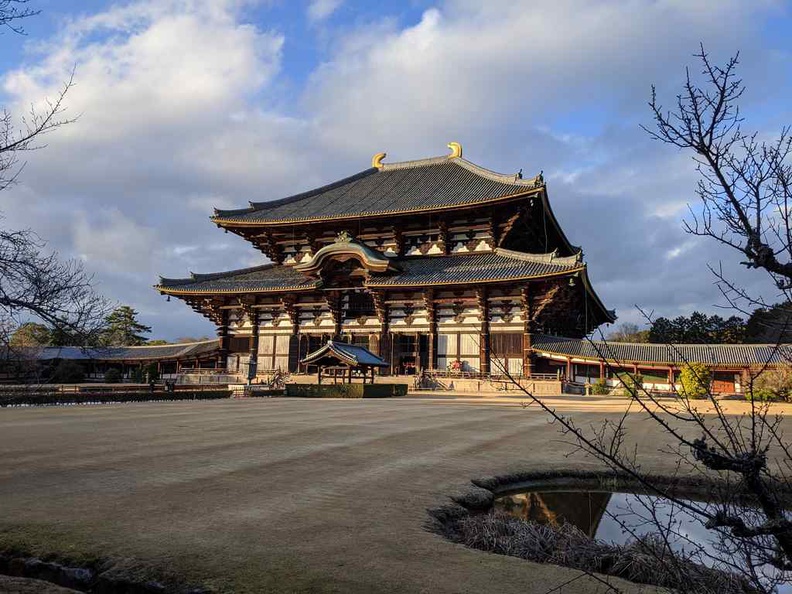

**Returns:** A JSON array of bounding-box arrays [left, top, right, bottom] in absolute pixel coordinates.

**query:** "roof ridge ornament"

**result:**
[[335, 230, 354, 243], [371, 152, 386, 169], [447, 141, 462, 159]]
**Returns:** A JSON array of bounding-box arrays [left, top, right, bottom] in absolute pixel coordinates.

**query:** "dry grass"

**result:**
[[436, 512, 757, 594]]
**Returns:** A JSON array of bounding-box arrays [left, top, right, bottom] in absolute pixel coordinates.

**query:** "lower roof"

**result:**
[[31, 340, 219, 362], [301, 340, 388, 367], [156, 249, 584, 294], [531, 334, 792, 367]]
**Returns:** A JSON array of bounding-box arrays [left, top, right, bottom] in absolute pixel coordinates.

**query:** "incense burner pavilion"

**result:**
[[156, 143, 615, 380]]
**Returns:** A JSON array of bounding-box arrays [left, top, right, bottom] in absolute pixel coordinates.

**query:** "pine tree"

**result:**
[[101, 306, 151, 346], [9, 322, 52, 347]]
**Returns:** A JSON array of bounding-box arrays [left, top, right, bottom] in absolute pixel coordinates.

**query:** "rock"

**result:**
[[0, 574, 80, 593]]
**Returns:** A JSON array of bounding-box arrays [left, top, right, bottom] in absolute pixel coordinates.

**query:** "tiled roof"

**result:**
[[366, 249, 583, 287], [156, 250, 583, 294], [212, 156, 542, 224], [532, 334, 792, 366], [157, 264, 320, 294], [34, 340, 219, 362], [301, 340, 388, 367]]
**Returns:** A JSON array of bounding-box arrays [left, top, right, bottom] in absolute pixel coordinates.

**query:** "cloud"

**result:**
[[306, 0, 343, 24], [0, 0, 787, 339]]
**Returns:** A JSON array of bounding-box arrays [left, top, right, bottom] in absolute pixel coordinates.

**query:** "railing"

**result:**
[[421, 370, 561, 382]]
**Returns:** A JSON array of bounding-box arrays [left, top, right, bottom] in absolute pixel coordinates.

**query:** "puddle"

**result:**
[[493, 486, 791, 591], [494, 489, 709, 546]]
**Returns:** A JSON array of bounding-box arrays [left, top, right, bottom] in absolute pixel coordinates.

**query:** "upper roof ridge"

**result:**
[[455, 158, 544, 187], [378, 154, 453, 171], [495, 247, 582, 266], [157, 263, 275, 286]]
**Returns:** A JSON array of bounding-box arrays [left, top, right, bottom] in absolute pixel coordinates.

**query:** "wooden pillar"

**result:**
[[285, 300, 300, 373], [327, 291, 343, 340], [438, 220, 450, 255], [425, 289, 438, 371], [246, 308, 259, 382], [599, 361, 605, 382], [477, 287, 490, 376], [566, 357, 573, 381], [373, 292, 392, 375], [217, 308, 230, 371], [521, 285, 535, 377], [668, 367, 675, 388]]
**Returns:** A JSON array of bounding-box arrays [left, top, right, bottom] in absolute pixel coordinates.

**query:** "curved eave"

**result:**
[[538, 186, 579, 257], [210, 187, 545, 228], [579, 267, 617, 324], [364, 266, 585, 289], [302, 350, 358, 367], [154, 283, 320, 296], [294, 241, 396, 275]]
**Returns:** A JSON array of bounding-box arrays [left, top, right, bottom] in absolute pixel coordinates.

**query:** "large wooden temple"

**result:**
[[156, 143, 615, 379]]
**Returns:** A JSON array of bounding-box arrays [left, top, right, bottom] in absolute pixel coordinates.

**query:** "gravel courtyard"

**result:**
[[0, 396, 776, 593]]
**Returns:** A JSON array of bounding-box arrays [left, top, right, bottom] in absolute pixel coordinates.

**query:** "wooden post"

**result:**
[[372, 291, 392, 375], [217, 308, 230, 371], [326, 291, 343, 340], [521, 285, 534, 377], [425, 289, 438, 371], [566, 357, 573, 381], [246, 307, 259, 382], [599, 361, 605, 381], [477, 287, 490, 376]]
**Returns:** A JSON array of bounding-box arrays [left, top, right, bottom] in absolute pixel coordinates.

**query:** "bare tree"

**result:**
[[0, 4, 109, 380], [0, 0, 39, 34], [643, 45, 792, 313], [449, 48, 792, 593]]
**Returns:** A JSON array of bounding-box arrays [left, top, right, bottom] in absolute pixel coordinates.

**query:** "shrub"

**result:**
[[284, 384, 405, 398], [50, 360, 85, 384], [619, 373, 643, 398], [747, 367, 792, 402], [678, 363, 712, 400], [104, 368, 123, 383], [130, 367, 145, 383], [145, 362, 159, 383], [590, 379, 610, 395], [0, 389, 231, 407]]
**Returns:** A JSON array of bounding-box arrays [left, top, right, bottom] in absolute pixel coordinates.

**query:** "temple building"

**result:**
[[156, 142, 616, 379]]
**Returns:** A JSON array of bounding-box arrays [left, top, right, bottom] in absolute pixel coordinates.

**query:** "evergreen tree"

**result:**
[[745, 302, 792, 344], [101, 306, 151, 346], [647, 311, 746, 344], [9, 322, 52, 347]]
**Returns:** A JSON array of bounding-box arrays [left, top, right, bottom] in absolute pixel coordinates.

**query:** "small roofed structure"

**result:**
[[301, 340, 388, 384]]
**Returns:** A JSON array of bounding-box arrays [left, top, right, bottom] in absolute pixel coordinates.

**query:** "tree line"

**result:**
[[608, 302, 792, 344], [8, 306, 213, 348]]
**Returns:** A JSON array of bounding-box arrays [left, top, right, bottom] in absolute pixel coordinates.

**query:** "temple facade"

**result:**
[[156, 143, 615, 379]]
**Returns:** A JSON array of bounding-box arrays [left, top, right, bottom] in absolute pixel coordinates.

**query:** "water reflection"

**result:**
[[494, 488, 791, 592], [495, 491, 611, 538]]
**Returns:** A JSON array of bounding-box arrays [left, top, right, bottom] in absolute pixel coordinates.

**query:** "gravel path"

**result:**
[[0, 396, 772, 593]]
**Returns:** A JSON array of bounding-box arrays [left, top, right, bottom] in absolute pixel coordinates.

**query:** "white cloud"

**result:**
[[307, 0, 343, 24], [0, 0, 786, 338]]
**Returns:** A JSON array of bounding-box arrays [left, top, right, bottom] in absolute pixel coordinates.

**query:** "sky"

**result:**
[[1, 0, 791, 341]]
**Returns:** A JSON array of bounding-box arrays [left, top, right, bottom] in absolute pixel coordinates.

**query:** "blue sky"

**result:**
[[1, 0, 791, 340]]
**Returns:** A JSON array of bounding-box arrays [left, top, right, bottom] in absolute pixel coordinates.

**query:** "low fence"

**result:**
[[0, 386, 231, 407]]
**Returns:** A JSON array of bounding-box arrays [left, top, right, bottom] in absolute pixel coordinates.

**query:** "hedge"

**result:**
[[284, 384, 407, 398], [0, 390, 231, 407]]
